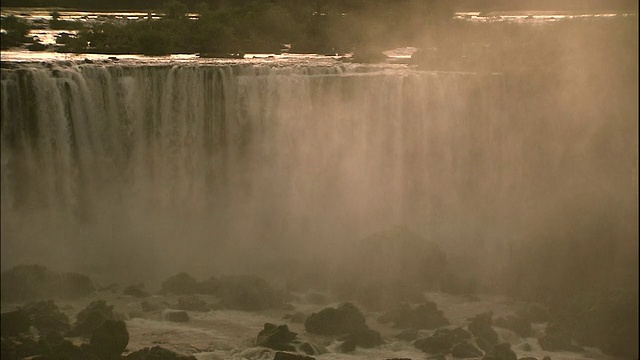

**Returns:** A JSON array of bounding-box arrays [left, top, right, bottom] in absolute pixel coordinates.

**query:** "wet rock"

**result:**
[[395, 328, 419, 341], [495, 315, 532, 338], [176, 295, 209, 312], [196, 277, 221, 295], [20, 300, 71, 334], [426, 354, 446, 360], [468, 312, 499, 351], [69, 300, 114, 337], [1, 310, 30, 337], [304, 302, 367, 335], [379, 302, 450, 329], [519, 357, 538, 360], [159, 273, 199, 295], [89, 320, 129, 359], [452, 341, 483, 358], [256, 323, 297, 351], [283, 312, 306, 324], [219, 275, 287, 311], [299, 342, 326, 355], [123, 284, 149, 298], [162, 310, 189, 322], [520, 343, 532, 351], [483, 342, 517, 360], [1, 265, 94, 302], [338, 339, 356, 353], [125, 345, 197, 359], [352, 47, 388, 63], [414, 332, 454, 354], [537, 332, 582, 352], [273, 351, 315, 360]]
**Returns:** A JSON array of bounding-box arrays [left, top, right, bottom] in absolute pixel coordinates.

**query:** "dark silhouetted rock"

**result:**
[[352, 47, 388, 63], [159, 273, 199, 295], [379, 302, 450, 329], [452, 341, 483, 358], [537, 333, 582, 352], [495, 315, 532, 338], [427, 354, 446, 360], [283, 312, 306, 324], [125, 346, 197, 359], [414, 332, 454, 354], [162, 310, 189, 322], [1, 265, 94, 302], [520, 343, 532, 351], [20, 300, 71, 334], [218, 275, 287, 311], [304, 302, 367, 335], [338, 339, 356, 353], [299, 342, 326, 356], [1, 310, 30, 337], [483, 343, 517, 360], [519, 357, 538, 360], [196, 277, 220, 295], [468, 312, 499, 351], [123, 284, 149, 298], [176, 295, 209, 312], [89, 320, 129, 359], [256, 323, 297, 351], [69, 300, 114, 337], [273, 351, 315, 360]]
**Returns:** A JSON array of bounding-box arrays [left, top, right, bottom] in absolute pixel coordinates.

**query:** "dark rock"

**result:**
[[123, 284, 149, 298], [379, 302, 450, 329], [159, 273, 199, 295], [69, 300, 114, 337], [352, 47, 388, 63], [483, 343, 517, 360], [468, 312, 499, 351], [520, 343, 532, 351], [283, 312, 306, 324], [176, 295, 209, 312], [218, 275, 287, 311], [338, 339, 356, 353], [256, 323, 297, 351], [196, 277, 220, 295], [20, 300, 71, 334], [1, 310, 30, 337], [163, 310, 189, 322], [395, 328, 419, 341], [304, 302, 367, 335], [273, 351, 315, 360], [414, 333, 454, 354], [89, 320, 129, 359], [452, 341, 483, 358], [495, 315, 532, 338], [1, 265, 94, 302], [519, 357, 538, 360], [299, 342, 326, 355], [537, 333, 583, 352], [125, 346, 197, 359], [542, 357, 551, 360]]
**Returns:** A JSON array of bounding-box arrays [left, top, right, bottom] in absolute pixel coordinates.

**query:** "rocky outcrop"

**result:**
[[89, 320, 129, 359], [68, 300, 115, 337], [378, 301, 450, 329], [468, 312, 499, 352], [256, 323, 297, 351], [483, 343, 517, 360], [495, 314, 532, 338], [125, 346, 197, 359], [1, 265, 94, 302]]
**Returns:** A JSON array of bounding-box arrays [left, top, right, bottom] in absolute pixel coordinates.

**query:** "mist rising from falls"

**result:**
[[1, 62, 637, 288]]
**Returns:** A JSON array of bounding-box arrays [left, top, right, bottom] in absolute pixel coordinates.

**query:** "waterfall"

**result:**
[[1, 62, 636, 283]]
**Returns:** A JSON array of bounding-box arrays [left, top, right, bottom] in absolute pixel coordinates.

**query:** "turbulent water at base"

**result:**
[[1, 61, 637, 288]]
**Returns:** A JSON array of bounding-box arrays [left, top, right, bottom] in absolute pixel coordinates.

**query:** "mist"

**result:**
[[0, 3, 638, 359]]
